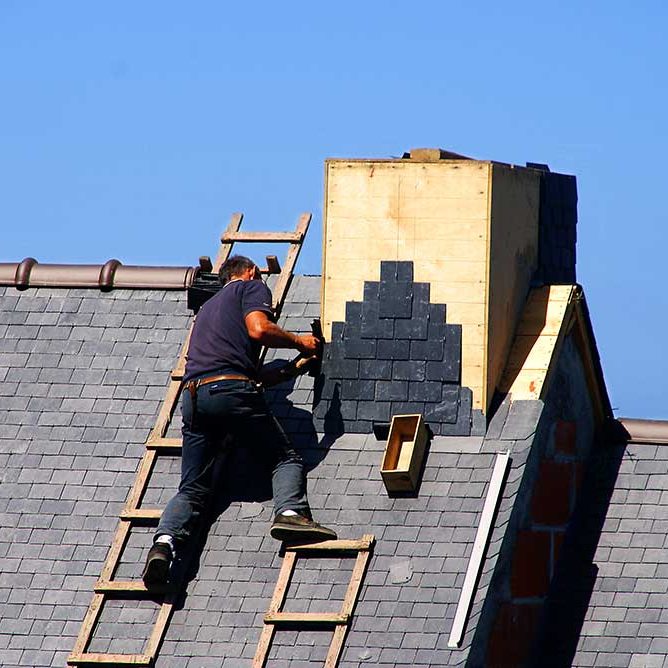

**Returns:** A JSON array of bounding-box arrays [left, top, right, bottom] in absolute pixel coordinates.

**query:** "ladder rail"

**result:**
[[253, 534, 375, 668], [68, 211, 311, 667]]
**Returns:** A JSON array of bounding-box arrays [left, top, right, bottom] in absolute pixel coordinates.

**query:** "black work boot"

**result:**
[[142, 543, 172, 587], [270, 513, 337, 543]]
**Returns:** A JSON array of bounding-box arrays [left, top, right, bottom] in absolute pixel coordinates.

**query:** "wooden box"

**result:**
[[381, 415, 429, 493]]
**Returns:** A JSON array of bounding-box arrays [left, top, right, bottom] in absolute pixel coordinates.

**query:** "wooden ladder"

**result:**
[[68, 212, 311, 666], [253, 534, 376, 668]]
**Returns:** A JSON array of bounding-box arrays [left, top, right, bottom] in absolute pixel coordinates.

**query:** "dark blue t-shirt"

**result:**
[[184, 279, 274, 381]]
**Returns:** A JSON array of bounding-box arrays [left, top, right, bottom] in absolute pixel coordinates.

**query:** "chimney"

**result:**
[[321, 149, 577, 414]]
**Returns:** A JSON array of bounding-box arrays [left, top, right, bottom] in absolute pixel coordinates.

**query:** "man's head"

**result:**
[[219, 255, 261, 285]]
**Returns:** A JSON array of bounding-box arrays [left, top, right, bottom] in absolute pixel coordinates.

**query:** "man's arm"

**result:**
[[245, 310, 320, 387], [245, 311, 319, 354]]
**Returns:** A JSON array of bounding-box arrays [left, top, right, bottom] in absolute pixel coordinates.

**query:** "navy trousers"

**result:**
[[156, 379, 309, 545]]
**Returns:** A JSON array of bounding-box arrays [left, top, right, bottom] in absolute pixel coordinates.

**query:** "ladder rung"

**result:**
[[67, 653, 152, 666], [120, 508, 162, 522], [286, 536, 375, 552], [221, 231, 303, 243], [146, 438, 182, 451], [94, 580, 172, 595], [264, 611, 350, 625]]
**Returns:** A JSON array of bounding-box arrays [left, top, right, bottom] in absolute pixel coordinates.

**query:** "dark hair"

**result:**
[[219, 255, 255, 285]]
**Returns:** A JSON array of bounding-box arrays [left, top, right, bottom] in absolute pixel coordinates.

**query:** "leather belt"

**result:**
[[184, 374, 252, 392]]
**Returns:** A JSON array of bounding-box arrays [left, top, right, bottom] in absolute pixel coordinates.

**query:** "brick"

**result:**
[[531, 459, 574, 525], [554, 419, 577, 455], [486, 602, 542, 667], [511, 530, 551, 597]]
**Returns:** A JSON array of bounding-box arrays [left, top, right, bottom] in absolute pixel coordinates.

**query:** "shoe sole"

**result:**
[[270, 525, 337, 543], [142, 558, 170, 587]]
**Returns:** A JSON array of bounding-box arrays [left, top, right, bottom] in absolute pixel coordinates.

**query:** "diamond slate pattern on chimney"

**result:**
[[313, 261, 477, 437]]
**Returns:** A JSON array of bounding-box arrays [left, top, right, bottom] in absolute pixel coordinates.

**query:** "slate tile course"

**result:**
[[0, 275, 647, 668]]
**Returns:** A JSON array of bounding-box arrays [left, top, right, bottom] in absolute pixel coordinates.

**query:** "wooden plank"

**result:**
[[145, 600, 176, 658], [271, 213, 311, 315], [498, 367, 546, 399], [123, 450, 156, 515], [221, 231, 303, 243], [252, 625, 276, 668], [145, 438, 182, 451], [213, 212, 244, 272], [99, 521, 132, 582], [69, 592, 105, 658], [500, 321, 575, 400], [67, 653, 152, 666], [148, 380, 182, 442], [170, 330, 191, 381], [120, 508, 162, 522], [94, 580, 172, 595], [287, 536, 374, 552], [339, 536, 375, 616], [326, 160, 489, 200], [503, 335, 561, 372], [264, 611, 350, 625], [252, 550, 297, 667], [325, 625, 349, 668], [268, 551, 296, 612]]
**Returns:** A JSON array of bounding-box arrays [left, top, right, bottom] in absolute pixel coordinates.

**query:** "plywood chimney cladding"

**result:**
[[321, 152, 541, 413]]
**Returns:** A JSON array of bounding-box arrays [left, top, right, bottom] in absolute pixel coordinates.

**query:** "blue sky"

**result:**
[[2, 2, 666, 418]]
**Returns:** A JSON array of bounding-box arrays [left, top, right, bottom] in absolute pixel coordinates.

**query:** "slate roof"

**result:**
[[0, 276, 530, 667], [0, 274, 662, 668], [538, 434, 668, 668]]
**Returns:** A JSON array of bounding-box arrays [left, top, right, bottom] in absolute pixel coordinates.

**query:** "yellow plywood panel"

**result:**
[[504, 335, 560, 372], [323, 158, 498, 411], [413, 238, 487, 262], [485, 164, 540, 408], [327, 161, 490, 199], [498, 368, 545, 399], [499, 285, 577, 400]]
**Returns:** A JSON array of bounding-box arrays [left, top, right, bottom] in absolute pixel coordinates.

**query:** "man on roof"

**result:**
[[142, 255, 336, 587]]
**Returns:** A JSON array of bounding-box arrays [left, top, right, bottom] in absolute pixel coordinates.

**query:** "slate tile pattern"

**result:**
[[529, 167, 578, 285], [312, 261, 477, 437], [0, 276, 556, 667], [0, 285, 190, 668], [545, 439, 668, 668]]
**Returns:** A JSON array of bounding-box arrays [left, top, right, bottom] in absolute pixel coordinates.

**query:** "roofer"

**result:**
[[142, 255, 336, 586]]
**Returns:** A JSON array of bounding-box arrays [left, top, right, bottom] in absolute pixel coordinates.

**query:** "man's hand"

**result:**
[[295, 334, 320, 355]]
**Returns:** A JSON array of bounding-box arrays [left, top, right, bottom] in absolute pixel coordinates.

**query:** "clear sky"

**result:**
[[2, 2, 666, 419]]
